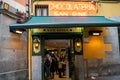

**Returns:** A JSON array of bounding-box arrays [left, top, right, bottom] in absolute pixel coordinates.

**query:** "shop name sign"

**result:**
[[33, 27, 83, 33], [49, 2, 97, 16]]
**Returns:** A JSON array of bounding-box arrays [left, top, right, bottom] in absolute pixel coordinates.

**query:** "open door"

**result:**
[[44, 39, 72, 80]]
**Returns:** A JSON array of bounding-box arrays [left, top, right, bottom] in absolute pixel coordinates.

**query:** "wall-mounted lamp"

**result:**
[[9, 17, 26, 34], [15, 30, 23, 34], [89, 30, 102, 36], [10, 28, 26, 34], [76, 41, 81, 47], [33, 36, 41, 54], [74, 38, 82, 54]]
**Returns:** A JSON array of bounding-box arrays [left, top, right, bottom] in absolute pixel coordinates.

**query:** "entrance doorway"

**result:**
[[41, 33, 84, 80], [32, 32, 83, 80], [44, 39, 71, 80]]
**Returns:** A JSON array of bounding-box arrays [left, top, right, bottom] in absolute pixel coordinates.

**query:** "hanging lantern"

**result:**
[[74, 38, 82, 53], [33, 36, 40, 54]]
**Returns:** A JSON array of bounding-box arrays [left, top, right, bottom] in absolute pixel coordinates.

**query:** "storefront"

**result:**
[[9, 16, 120, 80]]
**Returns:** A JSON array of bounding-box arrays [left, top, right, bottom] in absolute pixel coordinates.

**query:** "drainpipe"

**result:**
[[27, 1, 31, 80]]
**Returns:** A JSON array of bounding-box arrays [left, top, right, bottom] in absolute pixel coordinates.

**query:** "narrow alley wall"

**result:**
[[0, 14, 28, 80]]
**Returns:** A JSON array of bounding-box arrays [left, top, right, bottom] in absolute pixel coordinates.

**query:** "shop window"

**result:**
[[35, 5, 48, 16]]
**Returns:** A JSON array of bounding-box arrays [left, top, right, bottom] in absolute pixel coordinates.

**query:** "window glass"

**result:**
[[35, 5, 48, 16]]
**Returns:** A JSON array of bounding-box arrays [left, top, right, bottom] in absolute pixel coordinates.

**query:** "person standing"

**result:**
[[50, 56, 56, 79], [62, 59, 67, 76], [44, 54, 52, 79], [58, 58, 63, 78]]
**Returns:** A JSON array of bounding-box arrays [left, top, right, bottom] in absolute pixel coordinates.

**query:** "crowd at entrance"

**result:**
[[44, 50, 67, 80]]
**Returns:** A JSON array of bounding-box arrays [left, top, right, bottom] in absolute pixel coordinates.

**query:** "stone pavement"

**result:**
[[98, 75, 120, 80], [85, 75, 120, 80], [47, 74, 120, 80], [52, 75, 120, 80]]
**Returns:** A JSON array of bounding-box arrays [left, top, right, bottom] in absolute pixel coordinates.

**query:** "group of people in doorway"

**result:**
[[44, 52, 67, 80]]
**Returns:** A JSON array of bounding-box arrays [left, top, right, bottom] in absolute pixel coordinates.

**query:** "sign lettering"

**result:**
[[33, 27, 83, 33], [49, 2, 97, 16]]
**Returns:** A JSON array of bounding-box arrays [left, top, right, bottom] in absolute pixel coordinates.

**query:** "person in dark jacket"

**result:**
[[50, 57, 56, 79], [44, 54, 52, 79], [58, 58, 63, 78]]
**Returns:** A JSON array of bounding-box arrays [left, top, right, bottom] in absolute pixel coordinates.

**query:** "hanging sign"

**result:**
[[33, 27, 83, 33], [4, 3, 9, 10]]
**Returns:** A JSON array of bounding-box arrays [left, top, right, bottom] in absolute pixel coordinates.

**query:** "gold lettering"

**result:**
[[74, 4, 79, 10], [89, 5, 96, 10], [34, 28, 82, 33], [66, 3, 72, 10]]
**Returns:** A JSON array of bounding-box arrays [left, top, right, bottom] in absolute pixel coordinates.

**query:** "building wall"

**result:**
[[96, 3, 120, 17], [32, 0, 120, 60], [0, 14, 28, 80], [31, 1, 120, 79], [83, 27, 120, 78], [15, 0, 26, 6], [3, 0, 26, 13], [32, 1, 120, 17], [0, 0, 28, 79]]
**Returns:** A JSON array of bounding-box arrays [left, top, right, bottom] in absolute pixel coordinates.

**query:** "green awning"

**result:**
[[9, 16, 120, 29]]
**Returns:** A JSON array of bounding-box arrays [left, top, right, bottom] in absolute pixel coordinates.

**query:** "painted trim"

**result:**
[[28, 29, 32, 80]]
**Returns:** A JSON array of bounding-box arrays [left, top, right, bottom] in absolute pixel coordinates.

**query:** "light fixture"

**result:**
[[10, 28, 26, 34], [33, 36, 41, 54], [76, 41, 81, 47], [74, 38, 82, 54], [92, 32, 100, 36], [89, 30, 102, 36], [15, 30, 23, 34], [9, 17, 26, 34]]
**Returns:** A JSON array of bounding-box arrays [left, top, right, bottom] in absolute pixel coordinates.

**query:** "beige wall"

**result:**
[[96, 3, 120, 17], [32, 1, 120, 17]]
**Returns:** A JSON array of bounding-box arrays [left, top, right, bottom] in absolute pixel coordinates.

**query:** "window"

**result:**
[[35, 5, 48, 16]]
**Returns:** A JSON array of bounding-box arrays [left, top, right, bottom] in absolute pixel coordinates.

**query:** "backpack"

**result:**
[[45, 59, 50, 67]]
